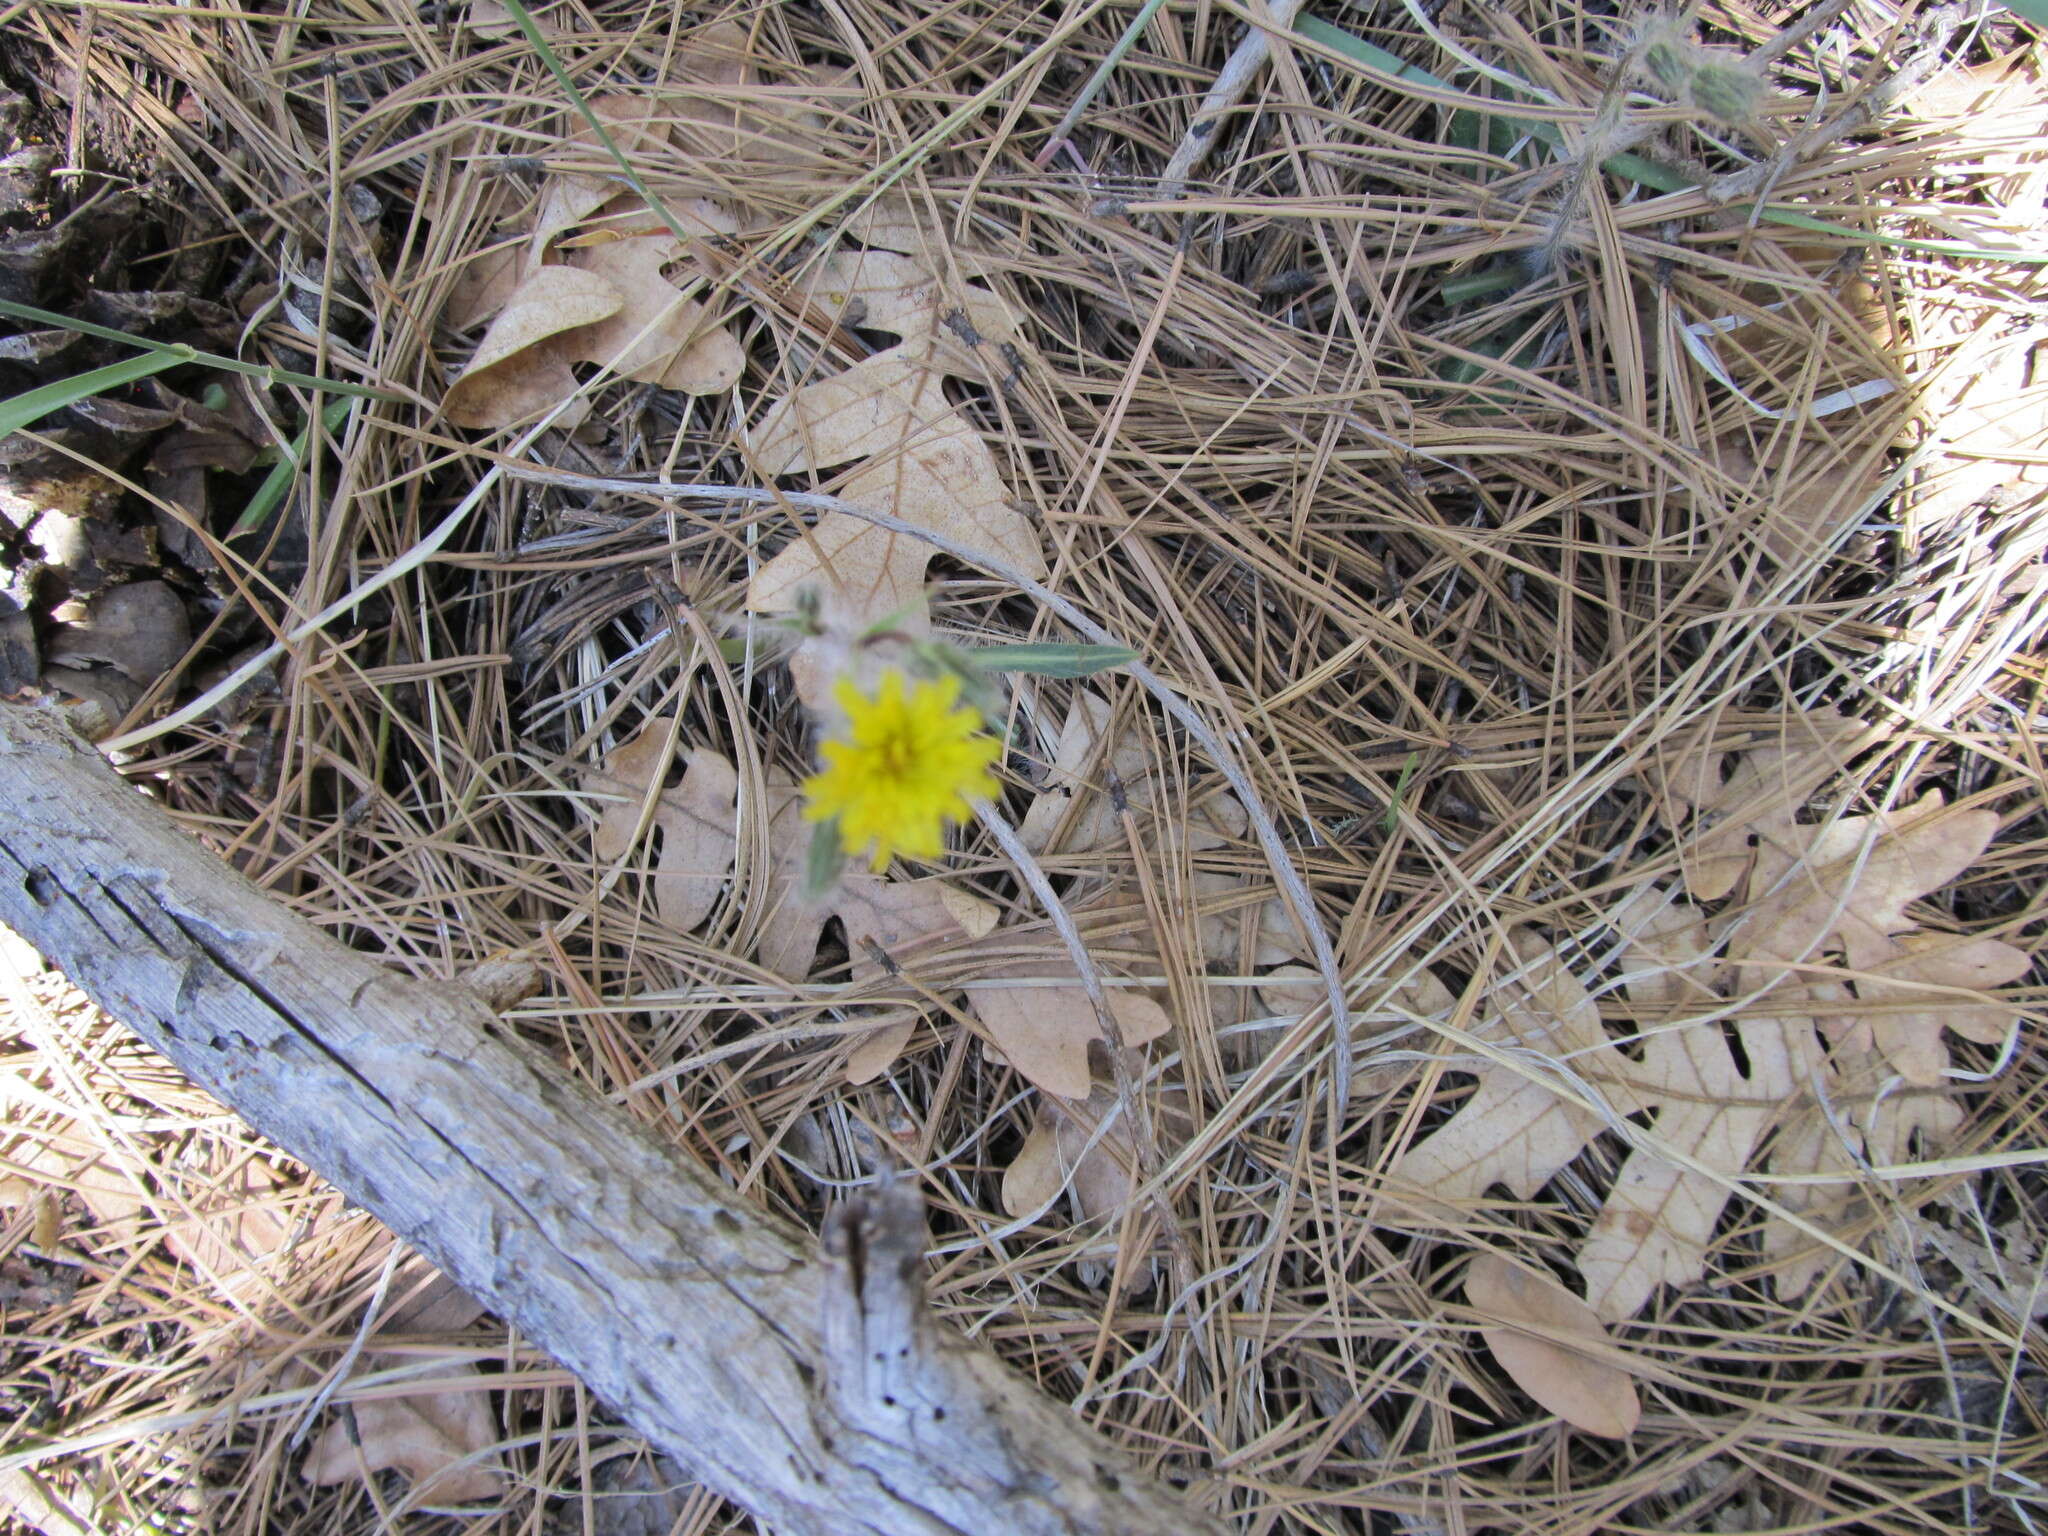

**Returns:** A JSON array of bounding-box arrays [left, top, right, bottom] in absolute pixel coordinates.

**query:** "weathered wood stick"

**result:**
[[1159, 0, 1307, 195], [0, 705, 1228, 1536]]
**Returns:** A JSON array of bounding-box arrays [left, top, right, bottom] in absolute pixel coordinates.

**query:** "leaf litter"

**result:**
[[8, 3, 2048, 1533], [744, 242, 1047, 702], [1396, 723, 2030, 1323], [300, 1271, 506, 1506], [588, 722, 1176, 1097]]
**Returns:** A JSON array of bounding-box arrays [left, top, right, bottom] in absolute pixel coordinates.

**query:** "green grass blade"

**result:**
[[1382, 751, 1420, 835], [0, 352, 184, 438], [802, 818, 845, 900], [1293, 18, 1448, 87], [228, 397, 356, 539], [0, 299, 408, 401], [963, 642, 1141, 677], [1997, 0, 2047, 29], [1036, 0, 1177, 161], [493, 0, 706, 252]]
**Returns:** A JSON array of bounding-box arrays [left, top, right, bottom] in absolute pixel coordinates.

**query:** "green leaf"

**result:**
[[1997, 0, 2047, 29], [490, 0, 707, 252], [911, 641, 1005, 717], [228, 397, 356, 539], [712, 629, 797, 667], [0, 352, 184, 438], [1439, 267, 1522, 306], [802, 816, 845, 900], [1382, 752, 1420, 835], [0, 299, 408, 401], [960, 642, 1141, 677]]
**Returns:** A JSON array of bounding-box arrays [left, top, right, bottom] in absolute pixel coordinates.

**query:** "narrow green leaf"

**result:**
[[1439, 267, 1522, 306], [912, 641, 1006, 716], [0, 299, 409, 401], [1038, 0, 1174, 158], [1997, 0, 2047, 29], [802, 816, 845, 900], [1293, 18, 1450, 88], [228, 397, 356, 539], [492, 0, 704, 252], [962, 642, 1141, 677], [0, 352, 183, 438], [1382, 752, 1420, 835]]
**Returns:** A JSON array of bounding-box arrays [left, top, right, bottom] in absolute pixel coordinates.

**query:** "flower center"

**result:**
[[876, 724, 913, 780]]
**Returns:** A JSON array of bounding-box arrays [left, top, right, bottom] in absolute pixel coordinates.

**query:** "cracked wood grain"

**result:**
[[0, 705, 1227, 1536]]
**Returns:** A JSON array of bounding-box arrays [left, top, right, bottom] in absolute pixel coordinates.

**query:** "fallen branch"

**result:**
[[0, 705, 1228, 1536]]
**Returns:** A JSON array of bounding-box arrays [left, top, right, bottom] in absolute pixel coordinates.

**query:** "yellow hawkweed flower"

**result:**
[[802, 670, 1001, 871]]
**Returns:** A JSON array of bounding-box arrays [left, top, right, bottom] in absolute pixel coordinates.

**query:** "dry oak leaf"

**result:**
[[446, 241, 524, 332], [1405, 733, 2026, 1314], [444, 87, 747, 424], [659, 20, 850, 187], [3, 1119, 305, 1293], [304, 1269, 501, 1503], [442, 264, 616, 429], [445, 204, 744, 426], [1884, 56, 2048, 532], [464, 0, 550, 41], [735, 777, 1174, 1092], [1002, 1075, 1191, 1288], [738, 777, 1000, 1081], [585, 726, 738, 933], [1757, 1028, 1964, 1299], [827, 874, 1001, 1083], [743, 776, 996, 983], [834, 193, 1002, 281], [1641, 711, 1875, 902], [1694, 431, 1890, 570], [1838, 929, 2029, 1086], [529, 94, 678, 262], [949, 880, 1195, 1097], [1578, 888, 1801, 1323], [1392, 931, 1630, 1224], [1725, 787, 2026, 1084], [1185, 868, 1326, 1040], [160, 1155, 299, 1292], [1464, 1253, 1640, 1439], [1911, 332, 2048, 541], [1703, 785, 2026, 1294], [967, 961, 1173, 1100], [384, 1267, 488, 1333], [1392, 920, 1793, 1323], [745, 249, 1045, 689], [303, 1362, 505, 1505], [1002, 1083, 1169, 1223], [1648, 766, 2021, 1301], [562, 228, 744, 393], [1, 1130, 146, 1244]]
